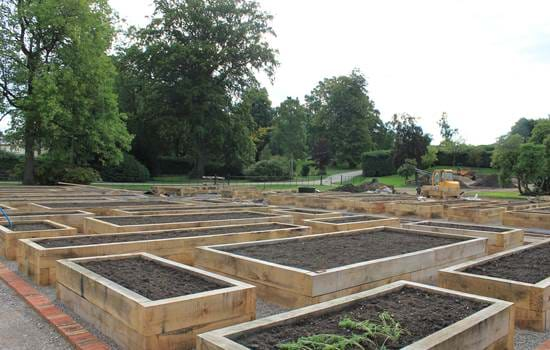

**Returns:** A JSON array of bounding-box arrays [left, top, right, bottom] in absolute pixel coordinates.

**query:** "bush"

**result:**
[[158, 156, 193, 175], [362, 150, 395, 177], [101, 154, 151, 182], [300, 163, 311, 177], [244, 158, 291, 181], [436, 145, 494, 168], [397, 159, 417, 180], [0, 150, 22, 180], [62, 167, 101, 184], [32, 159, 100, 185]]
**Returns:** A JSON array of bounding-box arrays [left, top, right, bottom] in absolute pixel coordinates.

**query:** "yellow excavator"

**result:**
[[417, 169, 461, 199]]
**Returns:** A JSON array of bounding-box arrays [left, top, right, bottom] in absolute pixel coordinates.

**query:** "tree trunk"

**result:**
[[22, 127, 35, 185], [191, 148, 207, 178]]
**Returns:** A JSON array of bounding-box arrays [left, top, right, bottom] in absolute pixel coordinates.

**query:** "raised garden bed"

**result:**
[[83, 211, 292, 234], [57, 253, 255, 350], [18, 222, 310, 286], [404, 220, 524, 253], [197, 280, 514, 350], [28, 200, 180, 215], [439, 239, 550, 331], [385, 200, 445, 219], [112, 203, 269, 216], [303, 215, 400, 233], [0, 203, 17, 211], [446, 204, 506, 224], [503, 208, 550, 230], [270, 207, 341, 224], [0, 220, 77, 260], [195, 227, 487, 307], [0, 210, 93, 232]]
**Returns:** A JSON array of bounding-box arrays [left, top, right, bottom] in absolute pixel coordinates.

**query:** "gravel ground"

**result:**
[[0, 280, 72, 350], [516, 328, 550, 349]]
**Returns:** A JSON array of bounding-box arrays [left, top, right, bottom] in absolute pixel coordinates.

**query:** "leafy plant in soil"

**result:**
[[277, 311, 407, 350]]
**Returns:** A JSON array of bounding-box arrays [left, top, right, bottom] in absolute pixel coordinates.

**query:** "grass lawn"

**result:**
[[465, 190, 526, 200], [428, 166, 497, 175], [353, 175, 412, 188]]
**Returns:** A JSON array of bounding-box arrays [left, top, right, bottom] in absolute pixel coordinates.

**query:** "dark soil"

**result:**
[[320, 215, 386, 224], [79, 257, 228, 300], [39, 223, 290, 248], [39, 201, 175, 208], [101, 212, 274, 226], [8, 211, 83, 217], [2, 223, 58, 231], [415, 221, 508, 232], [220, 229, 467, 271], [464, 242, 550, 284], [281, 208, 330, 214], [234, 287, 489, 349], [125, 204, 263, 212]]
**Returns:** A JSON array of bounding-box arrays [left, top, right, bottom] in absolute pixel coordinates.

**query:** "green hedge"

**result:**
[[244, 158, 291, 181], [362, 150, 395, 177], [436, 145, 494, 168], [0, 150, 22, 180], [101, 154, 151, 182]]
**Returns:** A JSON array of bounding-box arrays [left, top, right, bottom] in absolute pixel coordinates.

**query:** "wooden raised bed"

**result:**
[[195, 227, 487, 307], [439, 239, 550, 331], [385, 200, 444, 218], [0, 210, 94, 232], [0, 220, 77, 260], [503, 207, 550, 230], [404, 221, 524, 253], [83, 211, 293, 234], [303, 214, 399, 233], [446, 204, 506, 224], [28, 200, 181, 215], [270, 207, 341, 224], [345, 196, 413, 214], [57, 253, 256, 350], [18, 222, 310, 286], [0, 203, 17, 211], [112, 203, 270, 216], [197, 280, 514, 350]]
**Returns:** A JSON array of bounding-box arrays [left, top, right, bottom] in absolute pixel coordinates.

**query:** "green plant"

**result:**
[[397, 159, 417, 181], [244, 158, 291, 181], [278, 311, 407, 350], [362, 150, 395, 177], [300, 163, 311, 177], [62, 167, 101, 184], [101, 154, 151, 182]]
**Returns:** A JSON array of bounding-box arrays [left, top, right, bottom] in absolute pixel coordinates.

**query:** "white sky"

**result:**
[[3, 0, 550, 145]]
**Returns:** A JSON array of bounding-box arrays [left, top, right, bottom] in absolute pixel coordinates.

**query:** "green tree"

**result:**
[[510, 117, 536, 141], [397, 158, 417, 180], [306, 69, 385, 167], [119, 0, 278, 177], [0, 0, 131, 184], [491, 134, 523, 187], [270, 97, 308, 162], [421, 145, 438, 168], [437, 112, 457, 142], [529, 117, 550, 144], [515, 143, 546, 194], [390, 113, 431, 167]]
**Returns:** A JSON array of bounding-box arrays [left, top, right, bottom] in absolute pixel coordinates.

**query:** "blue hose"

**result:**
[[0, 207, 13, 229]]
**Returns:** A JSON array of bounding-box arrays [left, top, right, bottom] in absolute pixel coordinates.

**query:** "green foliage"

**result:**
[[421, 146, 438, 168], [436, 144, 493, 168], [244, 158, 291, 181], [300, 163, 311, 177], [117, 0, 278, 178], [529, 118, 550, 144], [516, 143, 546, 194], [0, 150, 22, 179], [31, 159, 100, 185], [100, 154, 151, 182], [61, 167, 102, 185], [397, 159, 417, 180], [511, 118, 537, 141], [362, 150, 395, 177], [492, 134, 524, 187], [312, 138, 331, 174], [390, 114, 431, 167], [277, 312, 406, 350], [0, 0, 132, 184], [307, 69, 388, 167], [157, 157, 193, 176], [437, 112, 458, 142], [270, 98, 309, 160]]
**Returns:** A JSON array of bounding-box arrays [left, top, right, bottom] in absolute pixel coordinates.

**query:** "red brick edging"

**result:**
[[0, 262, 110, 350]]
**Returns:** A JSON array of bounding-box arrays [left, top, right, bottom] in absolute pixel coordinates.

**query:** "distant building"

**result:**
[[0, 135, 24, 155]]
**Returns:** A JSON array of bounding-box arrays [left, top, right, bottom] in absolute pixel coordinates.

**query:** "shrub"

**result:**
[[300, 163, 311, 177], [158, 156, 193, 175], [62, 167, 101, 184], [33, 159, 100, 185], [101, 154, 151, 182], [0, 150, 22, 180], [362, 150, 395, 177], [397, 159, 417, 180], [244, 158, 291, 181]]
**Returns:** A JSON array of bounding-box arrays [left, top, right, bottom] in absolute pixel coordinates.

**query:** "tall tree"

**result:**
[[390, 113, 431, 167], [270, 97, 308, 161], [510, 117, 536, 141], [119, 0, 278, 177], [306, 69, 385, 167], [437, 112, 458, 142], [491, 133, 523, 187], [0, 0, 131, 184]]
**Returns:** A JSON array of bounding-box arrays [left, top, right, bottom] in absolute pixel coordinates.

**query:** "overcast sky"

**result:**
[[3, 0, 549, 145]]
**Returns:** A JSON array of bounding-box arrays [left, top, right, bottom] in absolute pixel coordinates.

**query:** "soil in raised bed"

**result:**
[[79, 257, 228, 300], [8, 211, 83, 217], [39, 223, 291, 248], [319, 215, 386, 224], [415, 221, 509, 232], [2, 223, 58, 231], [100, 212, 274, 226], [38, 201, 175, 208], [220, 229, 467, 271], [280, 208, 330, 214], [233, 286, 489, 349], [125, 204, 262, 212], [464, 242, 550, 284]]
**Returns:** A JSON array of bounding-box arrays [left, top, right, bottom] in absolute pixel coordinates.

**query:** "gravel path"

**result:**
[[515, 328, 550, 349], [0, 280, 72, 350]]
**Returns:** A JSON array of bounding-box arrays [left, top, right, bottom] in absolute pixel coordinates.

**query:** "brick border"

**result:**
[[537, 339, 550, 350], [0, 262, 109, 350]]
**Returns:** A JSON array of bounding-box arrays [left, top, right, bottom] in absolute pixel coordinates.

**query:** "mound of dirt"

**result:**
[[333, 181, 394, 193]]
